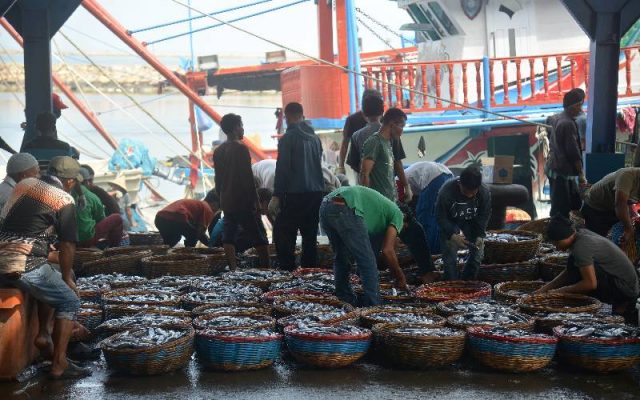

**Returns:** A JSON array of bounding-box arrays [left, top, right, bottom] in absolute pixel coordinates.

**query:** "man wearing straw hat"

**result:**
[[539, 214, 639, 323]]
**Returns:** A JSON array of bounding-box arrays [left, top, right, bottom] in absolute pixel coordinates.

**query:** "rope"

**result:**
[[58, 30, 214, 168], [171, 0, 552, 129], [96, 97, 278, 115], [63, 25, 136, 56], [355, 15, 404, 59], [355, 7, 417, 46]]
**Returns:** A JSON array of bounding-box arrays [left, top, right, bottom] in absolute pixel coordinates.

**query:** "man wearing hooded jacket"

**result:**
[[269, 102, 324, 271]]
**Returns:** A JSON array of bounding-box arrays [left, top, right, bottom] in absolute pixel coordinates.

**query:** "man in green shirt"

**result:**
[[360, 107, 407, 201], [320, 185, 408, 306], [48, 156, 124, 248]]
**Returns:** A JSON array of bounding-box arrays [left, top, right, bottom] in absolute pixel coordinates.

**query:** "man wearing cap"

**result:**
[[539, 215, 639, 322], [79, 166, 120, 216], [22, 112, 76, 169], [0, 175, 91, 379], [545, 89, 587, 218], [0, 153, 40, 210], [48, 157, 124, 248]]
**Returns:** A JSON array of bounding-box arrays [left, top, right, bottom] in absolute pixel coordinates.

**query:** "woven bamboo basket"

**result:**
[[538, 253, 569, 281], [261, 289, 336, 304], [191, 303, 272, 318], [78, 285, 108, 304], [80, 250, 152, 277], [415, 281, 492, 303], [222, 269, 293, 290], [180, 291, 261, 311], [102, 289, 180, 308], [517, 293, 602, 315], [374, 323, 466, 368], [493, 281, 546, 304], [192, 313, 276, 332], [535, 314, 625, 334], [101, 326, 194, 375], [478, 261, 539, 285], [277, 311, 360, 332], [128, 232, 165, 246], [446, 311, 534, 331], [284, 325, 372, 368], [140, 254, 211, 278], [77, 307, 104, 332], [554, 325, 640, 372], [516, 218, 550, 235], [103, 304, 189, 321], [104, 245, 168, 256], [272, 296, 354, 318], [108, 276, 148, 289], [435, 299, 514, 317], [483, 230, 542, 264], [195, 329, 282, 371], [74, 248, 104, 273], [292, 268, 333, 279], [359, 307, 446, 329], [467, 326, 558, 372], [168, 248, 228, 273], [96, 316, 192, 338]]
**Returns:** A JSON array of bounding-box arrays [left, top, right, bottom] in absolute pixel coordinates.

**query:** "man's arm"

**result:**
[[360, 159, 375, 188], [435, 190, 457, 240], [58, 241, 77, 291], [615, 189, 634, 244], [537, 269, 569, 293], [273, 137, 291, 198], [554, 265, 598, 294], [0, 137, 17, 155], [213, 150, 222, 196], [338, 118, 352, 172], [558, 122, 584, 180], [380, 226, 407, 289]]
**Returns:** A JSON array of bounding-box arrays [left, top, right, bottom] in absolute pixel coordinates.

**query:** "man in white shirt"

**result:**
[[252, 159, 341, 194], [405, 161, 454, 254], [0, 153, 40, 210]]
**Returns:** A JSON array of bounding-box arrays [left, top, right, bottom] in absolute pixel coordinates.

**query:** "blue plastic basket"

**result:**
[[195, 331, 282, 371], [284, 326, 372, 368]]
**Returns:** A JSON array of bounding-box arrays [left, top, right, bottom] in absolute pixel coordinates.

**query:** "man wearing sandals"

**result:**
[[0, 175, 90, 379], [539, 214, 639, 323]]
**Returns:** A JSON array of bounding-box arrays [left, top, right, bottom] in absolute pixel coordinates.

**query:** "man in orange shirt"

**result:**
[[154, 190, 219, 247]]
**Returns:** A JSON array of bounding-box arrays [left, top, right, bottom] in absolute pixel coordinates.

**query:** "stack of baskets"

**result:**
[[516, 218, 550, 235], [415, 281, 492, 303], [74, 248, 103, 274], [141, 254, 211, 278], [81, 249, 153, 277], [169, 247, 228, 274], [479, 230, 542, 282], [478, 261, 539, 284], [105, 245, 168, 257]]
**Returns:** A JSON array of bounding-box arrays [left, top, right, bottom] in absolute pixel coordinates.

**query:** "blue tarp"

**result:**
[[109, 138, 156, 176]]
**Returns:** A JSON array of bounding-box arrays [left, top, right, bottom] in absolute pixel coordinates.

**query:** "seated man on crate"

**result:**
[[0, 176, 92, 379], [537, 214, 639, 323]]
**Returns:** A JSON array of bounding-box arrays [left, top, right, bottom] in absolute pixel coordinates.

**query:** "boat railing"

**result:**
[[361, 45, 640, 113]]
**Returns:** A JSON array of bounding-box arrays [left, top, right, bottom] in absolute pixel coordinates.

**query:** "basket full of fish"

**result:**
[[102, 289, 180, 308], [96, 314, 192, 338], [373, 324, 466, 368], [100, 326, 194, 376], [359, 308, 446, 329], [446, 311, 533, 331], [292, 268, 333, 280], [181, 291, 261, 311], [192, 313, 276, 332], [77, 274, 147, 290], [467, 326, 558, 372], [277, 310, 359, 332], [191, 303, 272, 318], [415, 281, 492, 303], [261, 288, 335, 304], [493, 281, 545, 304], [435, 299, 514, 317], [103, 304, 189, 321], [517, 293, 602, 315], [222, 269, 293, 289], [477, 260, 539, 285], [141, 254, 212, 278], [483, 230, 542, 264], [272, 296, 354, 318], [195, 328, 282, 371], [538, 252, 569, 282], [104, 245, 169, 257], [269, 277, 336, 294], [77, 282, 109, 304], [284, 323, 372, 368], [77, 303, 104, 332], [553, 323, 640, 372], [534, 312, 626, 334]]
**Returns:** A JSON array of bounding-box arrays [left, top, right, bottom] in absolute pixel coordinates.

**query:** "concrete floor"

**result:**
[[2, 355, 639, 400]]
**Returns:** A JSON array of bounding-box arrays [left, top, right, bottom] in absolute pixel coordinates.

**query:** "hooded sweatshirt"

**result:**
[[274, 121, 324, 196], [435, 178, 492, 241]]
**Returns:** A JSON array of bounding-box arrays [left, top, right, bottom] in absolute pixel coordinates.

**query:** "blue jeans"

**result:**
[[12, 263, 80, 321], [416, 172, 454, 254], [440, 235, 484, 281], [319, 199, 382, 306]]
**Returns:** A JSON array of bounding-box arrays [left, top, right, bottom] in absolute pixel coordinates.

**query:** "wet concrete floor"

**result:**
[[2, 354, 639, 400]]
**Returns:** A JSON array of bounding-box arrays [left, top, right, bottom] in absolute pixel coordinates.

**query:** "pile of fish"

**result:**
[[557, 323, 640, 339], [194, 305, 268, 316], [379, 287, 412, 298], [223, 269, 292, 282], [485, 233, 533, 243], [388, 326, 461, 337], [279, 300, 342, 314], [366, 312, 441, 325], [194, 315, 272, 330], [199, 328, 280, 339], [278, 311, 348, 327], [101, 327, 187, 349], [104, 291, 177, 304], [194, 280, 262, 297], [77, 282, 107, 292], [270, 278, 335, 293], [294, 271, 333, 280], [449, 311, 530, 327], [183, 291, 259, 305], [441, 300, 513, 314], [537, 312, 611, 324], [98, 314, 190, 331], [481, 327, 551, 339], [287, 323, 369, 337]]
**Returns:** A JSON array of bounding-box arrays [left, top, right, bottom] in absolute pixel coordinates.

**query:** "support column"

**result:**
[[335, 0, 348, 66], [317, 0, 333, 62], [585, 12, 620, 154], [21, 6, 52, 148]]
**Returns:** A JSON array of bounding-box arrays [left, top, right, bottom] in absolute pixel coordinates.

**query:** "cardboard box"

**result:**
[[481, 156, 514, 184]]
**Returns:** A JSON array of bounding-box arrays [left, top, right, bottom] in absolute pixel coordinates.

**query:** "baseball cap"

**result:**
[[48, 156, 83, 182], [52, 93, 68, 111]]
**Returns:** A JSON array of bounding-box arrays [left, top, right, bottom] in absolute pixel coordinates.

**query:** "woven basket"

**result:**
[[97, 317, 192, 338], [101, 326, 194, 376], [80, 250, 152, 276], [284, 325, 372, 368], [261, 289, 336, 304], [168, 248, 228, 273], [553, 325, 640, 372], [74, 248, 104, 273], [538, 253, 569, 281], [359, 307, 446, 329], [435, 300, 514, 317], [191, 303, 272, 318], [77, 307, 103, 332], [272, 296, 354, 318], [195, 329, 282, 371], [102, 289, 180, 308], [516, 218, 550, 235], [494, 281, 546, 304], [192, 313, 276, 332], [467, 326, 558, 372], [107, 276, 148, 290], [446, 312, 534, 331], [222, 269, 293, 290], [517, 293, 602, 315], [483, 230, 542, 264], [374, 323, 466, 368], [292, 268, 333, 279], [180, 292, 261, 311], [277, 311, 360, 332], [396, 242, 415, 268], [78, 285, 107, 304], [141, 254, 211, 278], [316, 244, 335, 268], [128, 232, 165, 246], [103, 305, 189, 321], [415, 281, 492, 303], [535, 314, 626, 334], [104, 245, 168, 256], [478, 261, 539, 285]]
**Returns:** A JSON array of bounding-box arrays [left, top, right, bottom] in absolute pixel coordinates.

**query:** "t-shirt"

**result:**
[[346, 121, 406, 173], [585, 168, 640, 212], [213, 140, 257, 213], [570, 229, 639, 299], [156, 199, 214, 231], [342, 111, 367, 140], [0, 178, 77, 274], [362, 133, 396, 201], [87, 184, 120, 216], [74, 185, 106, 243], [405, 162, 453, 194], [327, 186, 403, 236]]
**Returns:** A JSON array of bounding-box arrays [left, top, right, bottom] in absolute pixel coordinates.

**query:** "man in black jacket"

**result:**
[[545, 89, 587, 218], [436, 166, 491, 280], [269, 102, 324, 271]]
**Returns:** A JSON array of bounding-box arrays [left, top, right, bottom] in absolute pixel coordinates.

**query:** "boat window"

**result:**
[[407, 4, 442, 41], [419, 5, 447, 38], [427, 2, 460, 36]]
